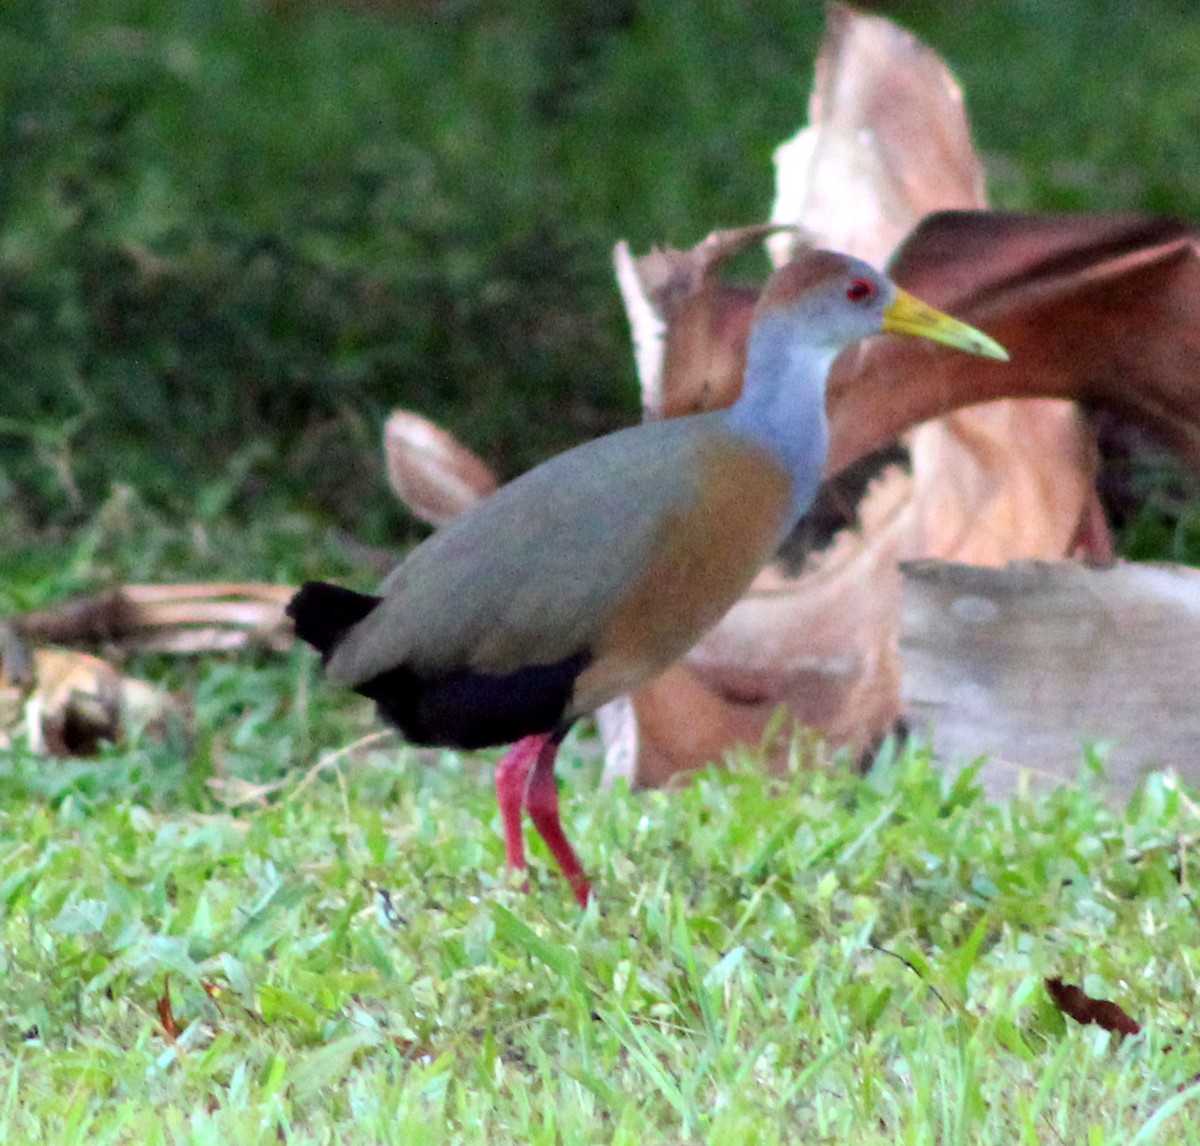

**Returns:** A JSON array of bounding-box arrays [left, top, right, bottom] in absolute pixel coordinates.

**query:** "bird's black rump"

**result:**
[[357, 651, 591, 750], [287, 581, 381, 661]]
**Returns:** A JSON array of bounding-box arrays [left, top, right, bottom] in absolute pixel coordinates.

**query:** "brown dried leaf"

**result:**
[[13, 590, 144, 647], [613, 227, 787, 420], [1045, 977, 1141, 1037], [157, 975, 185, 1042], [19, 649, 126, 756], [384, 409, 498, 526], [2, 647, 186, 757], [12, 583, 294, 651], [121, 583, 295, 605], [769, 0, 985, 267]]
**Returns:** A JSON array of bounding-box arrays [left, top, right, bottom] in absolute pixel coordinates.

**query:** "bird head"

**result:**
[[756, 250, 1008, 361]]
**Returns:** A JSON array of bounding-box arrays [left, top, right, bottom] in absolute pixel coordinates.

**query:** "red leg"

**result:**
[[494, 735, 542, 879], [524, 736, 592, 908]]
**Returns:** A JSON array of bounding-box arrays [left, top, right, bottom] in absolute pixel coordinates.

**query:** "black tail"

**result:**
[[286, 581, 381, 661]]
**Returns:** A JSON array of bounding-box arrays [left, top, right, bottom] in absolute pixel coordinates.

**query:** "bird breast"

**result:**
[[568, 433, 793, 715]]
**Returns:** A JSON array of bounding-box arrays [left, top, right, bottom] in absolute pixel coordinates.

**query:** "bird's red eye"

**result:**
[[847, 277, 875, 303]]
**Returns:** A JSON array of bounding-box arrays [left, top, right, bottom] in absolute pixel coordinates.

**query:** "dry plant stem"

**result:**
[[13, 583, 294, 648], [120, 584, 295, 603], [869, 940, 952, 1014], [283, 730, 395, 805]]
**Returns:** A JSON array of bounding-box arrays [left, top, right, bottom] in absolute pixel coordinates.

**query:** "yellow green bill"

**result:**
[[882, 287, 1009, 361]]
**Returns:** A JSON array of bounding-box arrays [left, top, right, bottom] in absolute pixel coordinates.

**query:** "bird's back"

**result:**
[[321, 413, 795, 740]]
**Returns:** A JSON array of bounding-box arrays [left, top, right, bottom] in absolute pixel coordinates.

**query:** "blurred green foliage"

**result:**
[[2, 0, 1200, 546]]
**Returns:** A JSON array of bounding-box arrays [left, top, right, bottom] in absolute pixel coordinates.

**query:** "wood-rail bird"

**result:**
[[286, 249, 1007, 906]]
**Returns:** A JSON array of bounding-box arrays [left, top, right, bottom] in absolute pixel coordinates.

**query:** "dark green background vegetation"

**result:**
[[3, 0, 1200, 547]]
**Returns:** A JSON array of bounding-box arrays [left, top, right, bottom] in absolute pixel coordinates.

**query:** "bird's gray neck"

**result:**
[[722, 315, 833, 527]]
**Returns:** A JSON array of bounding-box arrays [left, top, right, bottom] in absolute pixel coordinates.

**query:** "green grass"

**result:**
[[2, 649, 1200, 1143]]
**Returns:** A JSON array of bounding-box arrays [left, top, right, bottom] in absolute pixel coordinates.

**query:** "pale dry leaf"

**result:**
[[384, 409, 498, 526]]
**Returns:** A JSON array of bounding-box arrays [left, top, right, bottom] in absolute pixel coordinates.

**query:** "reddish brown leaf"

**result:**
[[156, 975, 185, 1042], [827, 211, 1200, 479], [1045, 976, 1141, 1036]]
